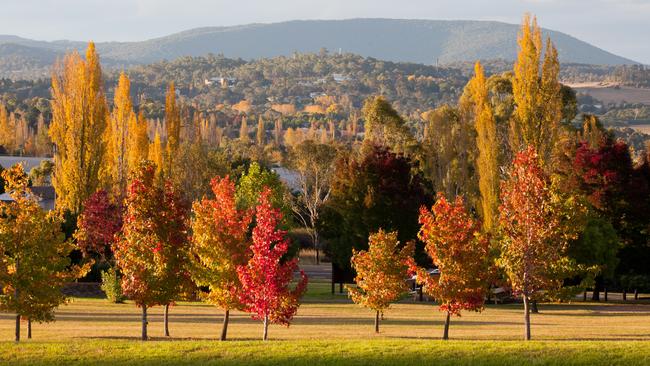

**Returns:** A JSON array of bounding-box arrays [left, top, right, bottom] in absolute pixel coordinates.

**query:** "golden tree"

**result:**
[[149, 131, 164, 179], [127, 111, 150, 174], [164, 82, 180, 176], [347, 230, 414, 333], [105, 72, 135, 195], [469, 62, 499, 232], [510, 15, 563, 165], [50, 42, 108, 214]]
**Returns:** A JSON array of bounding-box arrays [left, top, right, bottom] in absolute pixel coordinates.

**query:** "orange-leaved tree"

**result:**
[[190, 176, 252, 341], [114, 161, 191, 340], [415, 194, 491, 340], [347, 229, 414, 333], [0, 164, 88, 341], [498, 147, 571, 340], [237, 188, 308, 341]]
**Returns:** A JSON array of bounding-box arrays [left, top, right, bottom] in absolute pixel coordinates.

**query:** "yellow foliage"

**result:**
[[50, 42, 108, 214]]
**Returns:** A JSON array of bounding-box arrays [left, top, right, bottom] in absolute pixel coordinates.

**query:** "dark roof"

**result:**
[[30, 186, 55, 200]]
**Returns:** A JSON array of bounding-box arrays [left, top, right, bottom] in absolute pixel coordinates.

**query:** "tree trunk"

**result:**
[[263, 314, 269, 341], [442, 311, 451, 340], [374, 310, 380, 333], [164, 304, 170, 337], [623, 289, 627, 301], [314, 231, 320, 265], [220, 310, 230, 341], [604, 288, 608, 302], [27, 318, 32, 339], [15, 314, 20, 342], [592, 276, 603, 301], [141, 306, 148, 341], [523, 295, 531, 341], [531, 300, 539, 314], [635, 289, 639, 300]]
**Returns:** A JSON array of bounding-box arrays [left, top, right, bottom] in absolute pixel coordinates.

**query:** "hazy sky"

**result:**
[[1, 0, 649, 63]]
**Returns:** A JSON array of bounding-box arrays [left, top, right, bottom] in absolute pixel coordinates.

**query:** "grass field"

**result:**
[[2, 280, 650, 365]]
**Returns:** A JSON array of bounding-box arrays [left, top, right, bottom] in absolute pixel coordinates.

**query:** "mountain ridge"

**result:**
[[0, 18, 638, 79]]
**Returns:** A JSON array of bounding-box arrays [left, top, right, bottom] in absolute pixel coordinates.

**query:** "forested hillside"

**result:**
[[0, 19, 637, 79]]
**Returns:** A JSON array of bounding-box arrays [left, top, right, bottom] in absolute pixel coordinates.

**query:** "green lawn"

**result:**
[[2, 280, 650, 365]]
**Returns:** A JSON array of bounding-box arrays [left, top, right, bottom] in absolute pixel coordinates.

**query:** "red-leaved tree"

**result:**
[[415, 194, 491, 340], [237, 188, 308, 341], [75, 189, 123, 264], [114, 161, 191, 340], [189, 176, 253, 340]]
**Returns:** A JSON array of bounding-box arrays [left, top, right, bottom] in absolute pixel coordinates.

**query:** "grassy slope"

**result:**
[[1, 281, 650, 365]]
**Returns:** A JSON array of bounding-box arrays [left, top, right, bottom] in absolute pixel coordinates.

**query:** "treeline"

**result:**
[[1, 16, 650, 344]]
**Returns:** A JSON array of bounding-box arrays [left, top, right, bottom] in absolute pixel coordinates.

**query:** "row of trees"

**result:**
[[2, 14, 649, 343]]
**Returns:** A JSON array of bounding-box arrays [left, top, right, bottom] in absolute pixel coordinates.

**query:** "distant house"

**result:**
[[0, 185, 55, 211], [205, 76, 237, 88]]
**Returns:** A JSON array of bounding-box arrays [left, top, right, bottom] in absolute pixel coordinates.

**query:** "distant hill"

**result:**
[[0, 19, 638, 79]]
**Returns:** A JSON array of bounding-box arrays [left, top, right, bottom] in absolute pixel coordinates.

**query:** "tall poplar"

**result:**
[[105, 72, 135, 195], [127, 111, 150, 174], [164, 82, 180, 176], [50, 42, 108, 214], [470, 62, 499, 232], [510, 15, 563, 165]]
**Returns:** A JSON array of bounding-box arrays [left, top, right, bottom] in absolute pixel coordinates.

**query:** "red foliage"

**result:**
[[237, 188, 308, 327], [75, 190, 123, 261], [572, 138, 632, 213]]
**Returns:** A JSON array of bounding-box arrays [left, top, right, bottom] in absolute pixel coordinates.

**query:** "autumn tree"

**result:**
[[75, 189, 123, 264], [468, 62, 499, 232], [509, 15, 563, 165], [0, 164, 87, 341], [105, 72, 135, 195], [190, 176, 252, 341], [165, 82, 181, 177], [415, 194, 491, 339], [498, 147, 575, 340], [149, 131, 164, 179], [237, 189, 308, 341], [127, 112, 150, 175], [50, 42, 108, 214], [114, 161, 191, 340], [347, 230, 414, 333], [287, 140, 338, 264]]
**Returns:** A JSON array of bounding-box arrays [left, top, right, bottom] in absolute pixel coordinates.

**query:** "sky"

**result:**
[[1, 0, 649, 64]]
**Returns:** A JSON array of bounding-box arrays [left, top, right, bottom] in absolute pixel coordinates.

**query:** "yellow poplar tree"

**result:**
[[149, 131, 164, 179], [105, 72, 135, 195], [50, 42, 108, 214], [0, 104, 15, 153], [127, 111, 150, 174], [510, 15, 563, 165], [165, 82, 180, 177], [469, 62, 499, 232]]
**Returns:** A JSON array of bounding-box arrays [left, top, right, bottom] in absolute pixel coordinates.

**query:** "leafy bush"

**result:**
[[101, 267, 126, 303]]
